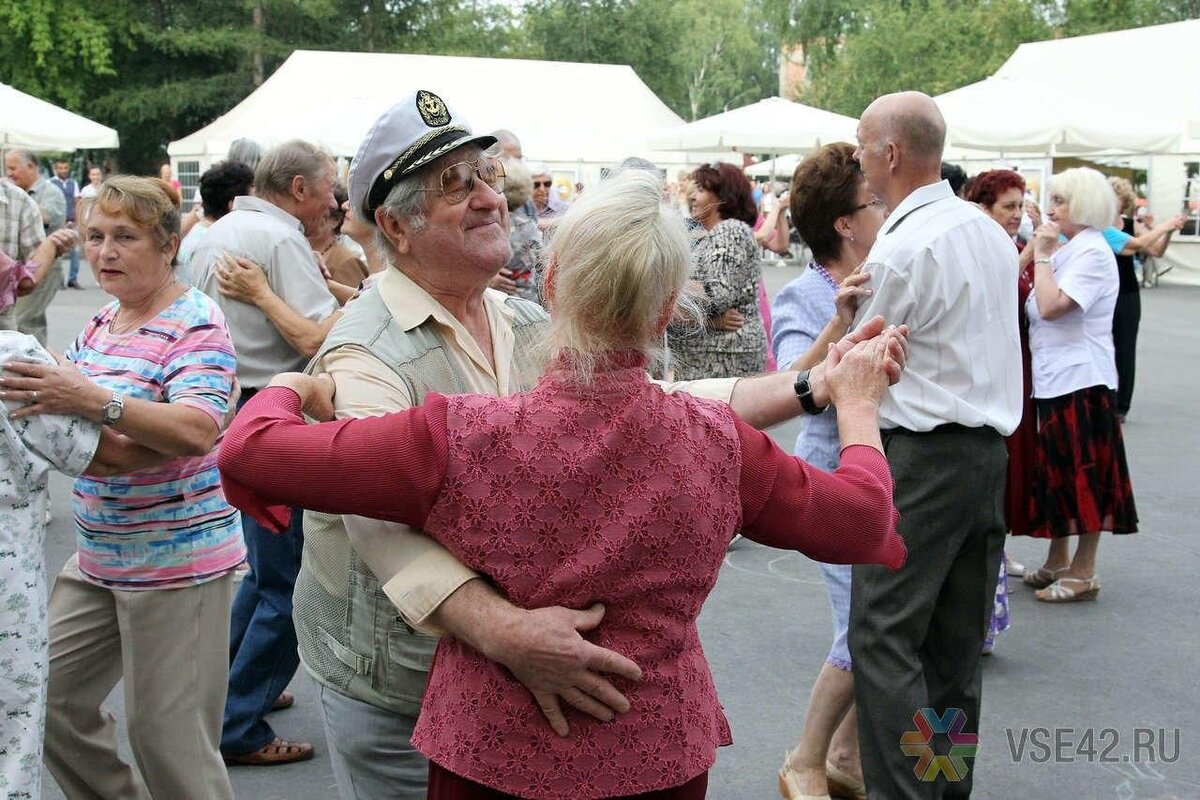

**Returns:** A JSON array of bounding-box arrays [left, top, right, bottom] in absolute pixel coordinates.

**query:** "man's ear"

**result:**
[[375, 208, 411, 255], [290, 173, 306, 203]]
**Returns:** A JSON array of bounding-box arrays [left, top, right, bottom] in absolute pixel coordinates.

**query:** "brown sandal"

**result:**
[[224, 737, 314, 766]]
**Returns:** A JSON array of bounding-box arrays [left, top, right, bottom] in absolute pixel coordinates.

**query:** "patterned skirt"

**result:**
[[1027, 385, 1138, 538]]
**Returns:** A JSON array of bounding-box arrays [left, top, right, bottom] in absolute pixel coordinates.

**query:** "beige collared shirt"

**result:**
[[324, 267, 737, 631]]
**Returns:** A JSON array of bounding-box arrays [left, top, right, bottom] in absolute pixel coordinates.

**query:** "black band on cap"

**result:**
[[365, 129, 471, 214]]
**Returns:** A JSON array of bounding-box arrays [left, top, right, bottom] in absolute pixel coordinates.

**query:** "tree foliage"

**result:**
[[2, 0, 1198, 172]]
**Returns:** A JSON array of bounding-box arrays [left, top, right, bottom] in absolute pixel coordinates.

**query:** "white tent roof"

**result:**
[[0, 83, 118, 151], [939, 20, 1200, 154], [169, 50, 689, 165], [648, 96, 859, 155], [936, 74, 1180, 154]]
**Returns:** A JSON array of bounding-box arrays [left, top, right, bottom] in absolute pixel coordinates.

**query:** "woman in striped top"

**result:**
[[3, 176, 242, 799]]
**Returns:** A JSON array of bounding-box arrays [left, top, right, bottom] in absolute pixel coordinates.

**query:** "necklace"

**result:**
[[318, 239, 336, 257], [809, 261, 840, 291], [109, 278, 181, 335]]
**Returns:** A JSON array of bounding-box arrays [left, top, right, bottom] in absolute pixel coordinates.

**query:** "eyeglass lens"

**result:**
[[439, 158, 505, 204]]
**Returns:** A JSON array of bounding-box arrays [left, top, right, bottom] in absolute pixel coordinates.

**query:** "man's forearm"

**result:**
[[727, 370, 804, 429], [428, 578, 516, 659]]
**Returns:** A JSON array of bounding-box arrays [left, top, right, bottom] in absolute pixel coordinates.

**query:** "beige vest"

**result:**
[[294, 286, 549, 716]]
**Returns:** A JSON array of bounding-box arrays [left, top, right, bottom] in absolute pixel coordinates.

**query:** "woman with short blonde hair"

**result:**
[[1021, 167, 1137, 602]]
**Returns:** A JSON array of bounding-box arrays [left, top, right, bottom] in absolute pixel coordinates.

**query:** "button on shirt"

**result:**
[[852, 180, 1022, 436], [189, 196, 338, 388]]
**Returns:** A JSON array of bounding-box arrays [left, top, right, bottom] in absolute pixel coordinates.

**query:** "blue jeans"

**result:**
[[221, 474, 305, 754], [66, 246, 81, 285]]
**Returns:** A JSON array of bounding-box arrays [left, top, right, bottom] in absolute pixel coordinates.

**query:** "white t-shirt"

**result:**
[[853, 180, 1023, 436], [1025, 227, 1118, 398]]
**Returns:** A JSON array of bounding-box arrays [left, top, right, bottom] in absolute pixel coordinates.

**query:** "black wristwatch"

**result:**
[[794, 369, 827, 415]]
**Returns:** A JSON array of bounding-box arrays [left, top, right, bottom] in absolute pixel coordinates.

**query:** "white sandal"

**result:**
[[1036, 576, 1100, 603]]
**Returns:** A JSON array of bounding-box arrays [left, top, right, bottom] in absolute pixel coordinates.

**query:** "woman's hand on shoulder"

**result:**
[[215, 255, 270, 305], [833, 268, 872, 330]]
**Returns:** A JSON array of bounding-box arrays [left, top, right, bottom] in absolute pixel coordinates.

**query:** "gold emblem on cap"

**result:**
[[416, 90, 451, 128]]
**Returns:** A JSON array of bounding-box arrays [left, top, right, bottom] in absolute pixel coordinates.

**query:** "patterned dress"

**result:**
[[0, 332, 99, 799], [668, 218, 766, 380]]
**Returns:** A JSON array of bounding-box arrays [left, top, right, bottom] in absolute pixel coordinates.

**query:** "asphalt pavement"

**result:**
[[40, 265, 1200, 799]]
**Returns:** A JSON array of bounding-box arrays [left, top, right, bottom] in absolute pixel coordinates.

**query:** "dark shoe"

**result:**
[[223, 737, 314, 766], [66, 281, 81, 289], [270, 689, 295, 711]]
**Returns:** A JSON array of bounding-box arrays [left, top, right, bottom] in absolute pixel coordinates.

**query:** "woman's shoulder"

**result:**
[[160, 286, 232, 336]]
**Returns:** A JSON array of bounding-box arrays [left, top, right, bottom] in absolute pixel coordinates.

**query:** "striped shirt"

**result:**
[[67, 286, 245, 589]]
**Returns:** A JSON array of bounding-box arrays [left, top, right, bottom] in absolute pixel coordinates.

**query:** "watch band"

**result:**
[[794, 369, 827, 415]]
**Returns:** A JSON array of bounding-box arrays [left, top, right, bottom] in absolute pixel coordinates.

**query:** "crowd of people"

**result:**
[[0, 84, 1163, 799]]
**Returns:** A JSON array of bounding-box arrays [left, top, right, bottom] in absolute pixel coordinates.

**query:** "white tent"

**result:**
[[0, 83, 118, 151], [936, 74, 1180, 155], [648, 97, 858, 154], [169, 50, 692, 172]]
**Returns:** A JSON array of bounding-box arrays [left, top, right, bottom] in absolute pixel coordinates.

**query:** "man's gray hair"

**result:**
[[373, 172, 429, 260], [253, 140, 330, 199], [7, 148, 37, 167], [227, 138, 263, 170], [491, 129, 520, 150]]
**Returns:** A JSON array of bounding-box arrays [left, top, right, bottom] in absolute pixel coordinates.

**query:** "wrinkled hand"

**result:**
[[267, 372, 336, 421], [834, 268, 872, 330], [215, 256, 270, 305], [1025, 200, 1042, 228], [709, 308, 745, 332], [1, 355, 103, 420], [823, 328, 898, 412], [489, 603, 642, 737], [1032, 222, 1061, 258], [489, 268, 518, 295], [46, 228, 79, 257]]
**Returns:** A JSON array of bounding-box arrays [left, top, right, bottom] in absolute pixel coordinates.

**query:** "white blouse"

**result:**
[[1025, 228, 1118, 399]]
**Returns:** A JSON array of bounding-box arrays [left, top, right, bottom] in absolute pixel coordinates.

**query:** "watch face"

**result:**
[[102, 399, 122, 424]]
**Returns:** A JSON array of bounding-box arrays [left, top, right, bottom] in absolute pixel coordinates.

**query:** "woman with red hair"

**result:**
[[668, 163, 766, 380]]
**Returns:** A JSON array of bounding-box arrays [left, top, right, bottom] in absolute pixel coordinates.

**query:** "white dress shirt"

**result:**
[[189, 196, 338, 388], [853, 180, 1022, 436], [1025, 227, 1118, 399]]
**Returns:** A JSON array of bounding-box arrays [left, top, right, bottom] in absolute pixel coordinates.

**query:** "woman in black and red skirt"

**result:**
[[1021, 167, 1138, 603]]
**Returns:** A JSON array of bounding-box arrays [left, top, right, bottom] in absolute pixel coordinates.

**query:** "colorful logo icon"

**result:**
[[900, 708, 980, 781]]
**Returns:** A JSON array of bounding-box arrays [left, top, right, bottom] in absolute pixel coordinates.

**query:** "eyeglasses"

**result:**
[[851, 198, 886, 213], [533, 180, 554, 189], [418, 157, 506, 205]]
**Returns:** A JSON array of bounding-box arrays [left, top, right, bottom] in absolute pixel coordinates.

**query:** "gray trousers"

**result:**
[[849, 426, 1006, 800], [316, 683, 427, 800], [16, 260, 63, 346]]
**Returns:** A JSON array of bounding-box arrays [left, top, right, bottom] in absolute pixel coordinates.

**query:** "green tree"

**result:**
[[794, 0, 1052, 116]]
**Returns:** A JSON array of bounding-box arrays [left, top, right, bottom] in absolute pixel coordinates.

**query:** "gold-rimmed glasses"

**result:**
[[418, 157, 506, 205]]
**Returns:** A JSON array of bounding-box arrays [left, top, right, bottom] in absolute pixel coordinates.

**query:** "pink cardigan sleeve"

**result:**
[[218, 387, 450, 533], [736, 418, 906, 570]]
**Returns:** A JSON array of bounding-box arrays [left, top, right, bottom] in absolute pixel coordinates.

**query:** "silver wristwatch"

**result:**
[[101, 392, 125, 426]]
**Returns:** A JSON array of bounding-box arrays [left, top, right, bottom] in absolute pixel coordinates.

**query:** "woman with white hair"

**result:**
[[217, 169, 908, 799], [1021, 167, 1137, 602]]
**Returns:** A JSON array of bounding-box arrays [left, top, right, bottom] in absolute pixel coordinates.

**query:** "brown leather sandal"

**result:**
[[223, 737, 314, 766]]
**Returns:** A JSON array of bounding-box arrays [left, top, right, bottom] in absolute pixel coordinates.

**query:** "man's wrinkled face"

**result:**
[[406, 146, 512, 280], [853, 115, 890, 200], [5, 152, 38, 190]]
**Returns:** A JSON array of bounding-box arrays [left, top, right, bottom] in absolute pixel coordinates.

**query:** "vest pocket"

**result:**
[[380, 616, 436, 703]]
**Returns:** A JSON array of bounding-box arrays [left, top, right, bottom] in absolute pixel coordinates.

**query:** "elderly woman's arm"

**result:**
[[737, 333, 906, 569], [2, 358, 224, 457], [1030, 222, 1077, 320], [216, 257, 343, 356], [85, 429, 170, 476]]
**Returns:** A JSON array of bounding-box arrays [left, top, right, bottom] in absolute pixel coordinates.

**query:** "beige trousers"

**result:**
[[43, 555, 235, 800], [15, 259, 63, 346]]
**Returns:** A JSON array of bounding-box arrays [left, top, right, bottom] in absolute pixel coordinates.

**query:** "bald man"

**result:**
[[846, 92, 1022, 799]]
